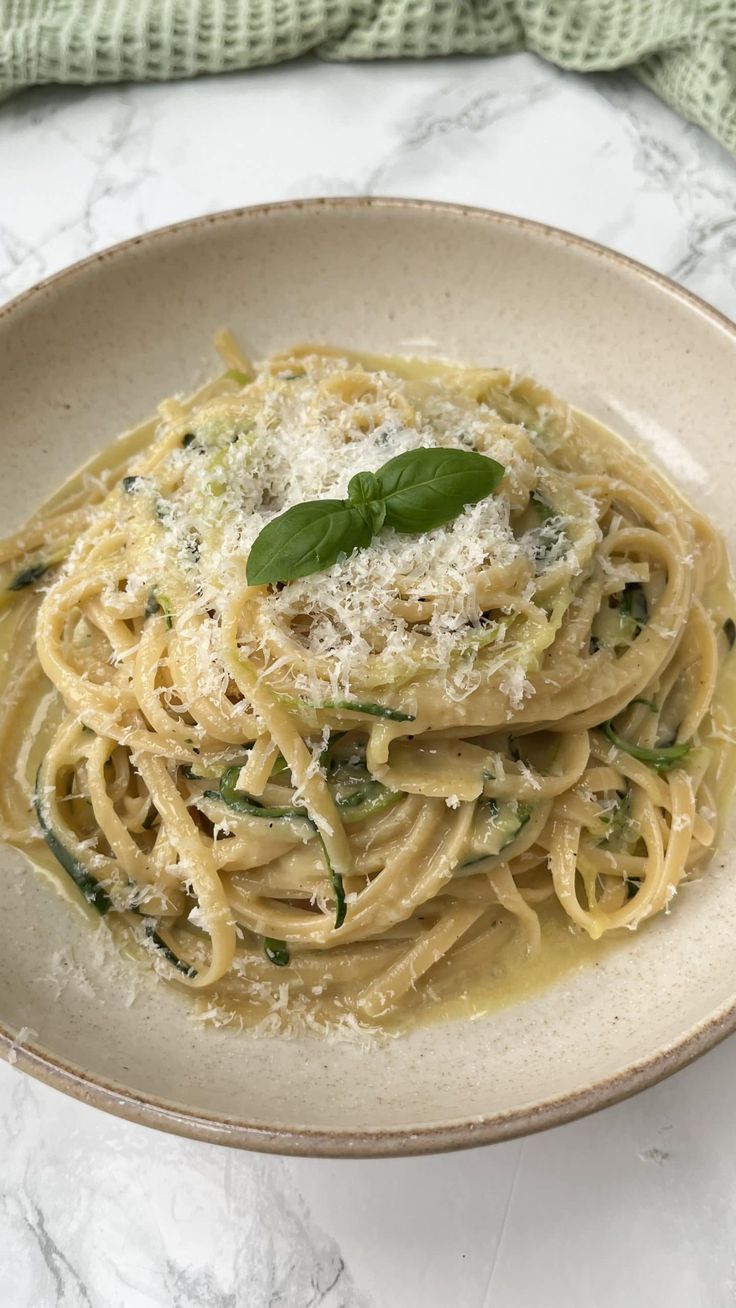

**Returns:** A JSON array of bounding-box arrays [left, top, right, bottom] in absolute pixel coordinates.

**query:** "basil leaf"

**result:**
[[347, 472, 386, 534], [347, 470, 381, 505], [246, 446, 506, 585], [374, 448, 505, 533], [246, 500, 371, 586], [355, 499, 386, 536]]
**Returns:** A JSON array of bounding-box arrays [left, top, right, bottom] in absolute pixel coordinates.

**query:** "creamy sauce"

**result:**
[[403, 898, 619, 1032], [1, 398, 735, 1038]]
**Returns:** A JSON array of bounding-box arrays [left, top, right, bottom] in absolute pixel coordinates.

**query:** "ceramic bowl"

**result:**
[[2, 199, 736, 1156]]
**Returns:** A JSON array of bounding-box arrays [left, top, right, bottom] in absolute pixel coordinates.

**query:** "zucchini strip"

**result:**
[[36, 772, 198, 981], [317, 834, 346, 930], [308, 697, 414, 722], [208, 766, 308, 819], [34, 770, 112, 915], [264, 937, 290, 966], [602, 723, 690, 772], [144, 921, 197, 978], [212, 767, 347, 928], [337, 785, 402, 824]]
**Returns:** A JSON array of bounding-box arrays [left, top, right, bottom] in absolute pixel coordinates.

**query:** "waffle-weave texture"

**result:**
[[1, 1, 734, 156]]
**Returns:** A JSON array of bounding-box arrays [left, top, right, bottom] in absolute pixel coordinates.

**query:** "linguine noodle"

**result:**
[[0, 338, 733, 1031]]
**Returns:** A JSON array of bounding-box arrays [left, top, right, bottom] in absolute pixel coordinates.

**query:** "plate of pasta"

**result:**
[[1, 198, 736, 1155]]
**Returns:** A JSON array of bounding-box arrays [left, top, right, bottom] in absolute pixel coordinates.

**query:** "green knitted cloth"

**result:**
[[1, 1, 735, 156]]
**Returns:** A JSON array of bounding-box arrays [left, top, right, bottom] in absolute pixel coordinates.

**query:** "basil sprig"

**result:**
[[246, 447, 505, 586]]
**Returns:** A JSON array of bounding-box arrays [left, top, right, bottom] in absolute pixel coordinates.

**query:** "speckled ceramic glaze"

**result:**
[[1, 199, 735, 1157]]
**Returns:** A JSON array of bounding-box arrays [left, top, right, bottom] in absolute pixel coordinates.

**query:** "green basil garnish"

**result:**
[[346, 470, 387, 534], [246, 447, 505, 586], [247, 499, 373, 587], [371, 447, 504, 534]]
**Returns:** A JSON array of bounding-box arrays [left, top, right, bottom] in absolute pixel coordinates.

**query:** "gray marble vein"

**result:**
[[0, 1071, 370, 1307]]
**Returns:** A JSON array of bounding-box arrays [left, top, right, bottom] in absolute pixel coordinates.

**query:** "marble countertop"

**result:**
[[2, 53, 736, 1308]]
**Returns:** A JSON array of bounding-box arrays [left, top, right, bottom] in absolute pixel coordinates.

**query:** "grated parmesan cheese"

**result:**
[[108, 352, 602, 706]]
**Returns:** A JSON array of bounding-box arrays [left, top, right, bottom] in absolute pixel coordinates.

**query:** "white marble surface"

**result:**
[[2, 53, 736, 1307]]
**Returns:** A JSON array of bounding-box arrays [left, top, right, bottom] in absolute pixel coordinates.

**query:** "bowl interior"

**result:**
[[2, 200, 736, 1154]]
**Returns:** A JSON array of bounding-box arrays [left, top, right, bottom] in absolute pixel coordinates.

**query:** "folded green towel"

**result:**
[[1, 2, 734, 157]]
